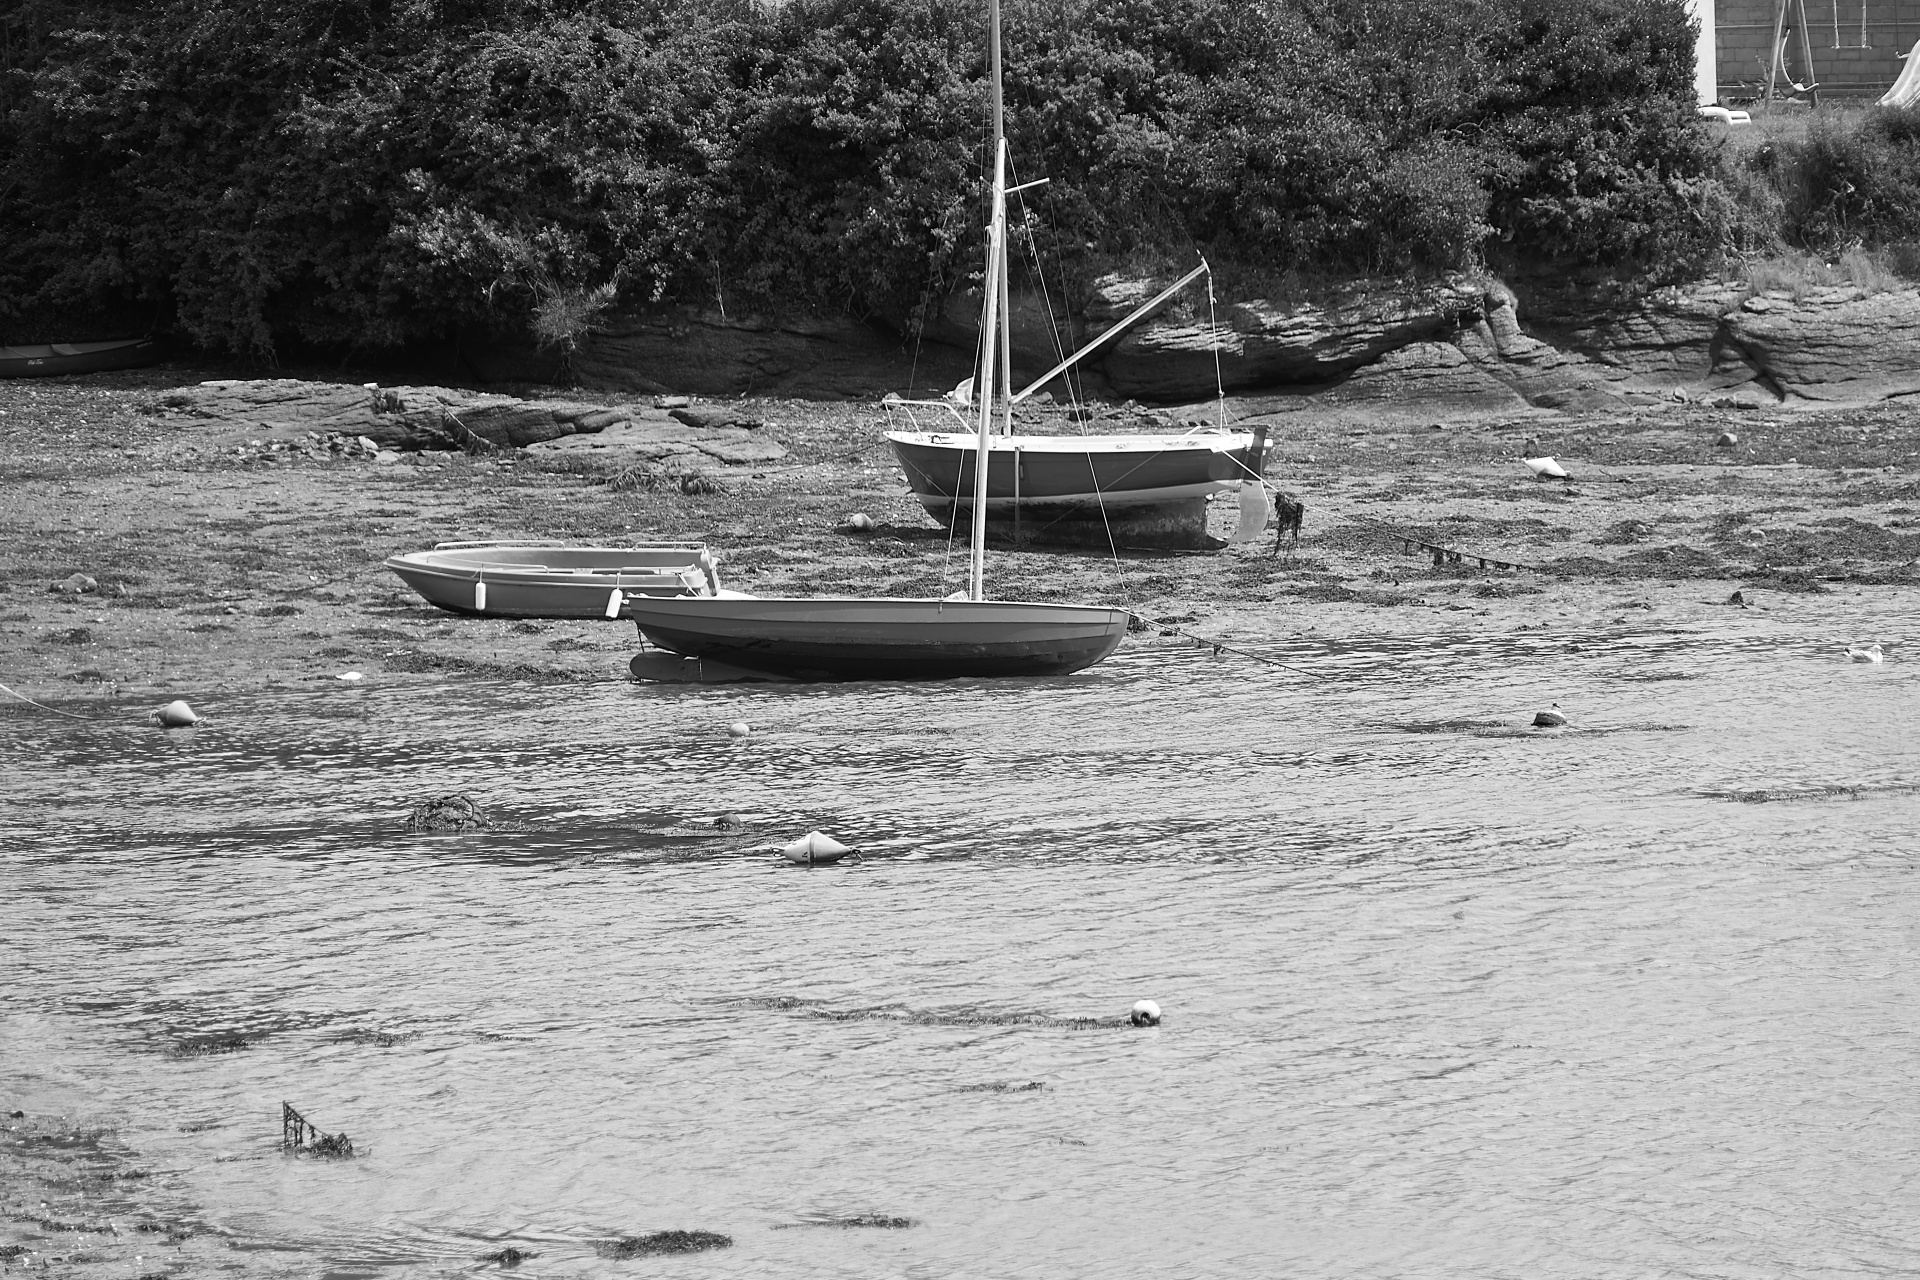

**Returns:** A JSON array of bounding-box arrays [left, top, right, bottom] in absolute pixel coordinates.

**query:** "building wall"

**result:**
[[1716, 0, 1920, 99]]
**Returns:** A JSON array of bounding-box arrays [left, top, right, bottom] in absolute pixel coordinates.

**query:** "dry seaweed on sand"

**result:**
[[772, 1214, 916, 1230], [595, 1230, 732, 1258]]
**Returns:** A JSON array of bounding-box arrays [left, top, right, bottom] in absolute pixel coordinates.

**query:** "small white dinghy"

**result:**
[[385, 540, 720, 620]]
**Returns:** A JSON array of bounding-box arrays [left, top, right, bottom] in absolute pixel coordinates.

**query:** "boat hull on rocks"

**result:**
[[625, 596, 1129, 680]]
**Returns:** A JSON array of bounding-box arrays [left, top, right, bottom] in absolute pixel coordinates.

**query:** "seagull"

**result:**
[[1845, 643, 1884, 663], [946, 376, 974, 408], [1523, 456, 1569, 480]]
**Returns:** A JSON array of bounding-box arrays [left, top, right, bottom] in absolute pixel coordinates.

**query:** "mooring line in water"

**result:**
[[0, 680, 99, 721], [1154, 625, 1340, 681]]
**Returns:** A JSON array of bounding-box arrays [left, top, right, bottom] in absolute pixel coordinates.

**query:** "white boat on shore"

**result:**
[[386, 540, 720, 619]]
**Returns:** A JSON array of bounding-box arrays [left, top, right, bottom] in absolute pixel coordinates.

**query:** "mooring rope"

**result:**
[[1153, 624, 1341, 681], [0, 680, 97, 720]]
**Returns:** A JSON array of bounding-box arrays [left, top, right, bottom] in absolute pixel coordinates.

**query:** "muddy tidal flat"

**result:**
[[3, 368, 1919, 1278]]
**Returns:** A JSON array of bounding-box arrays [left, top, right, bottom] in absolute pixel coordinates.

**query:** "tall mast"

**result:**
[[967, 0, 1010, 603], [989, 0, 1012, 433], [968, 136, 1005, 603]]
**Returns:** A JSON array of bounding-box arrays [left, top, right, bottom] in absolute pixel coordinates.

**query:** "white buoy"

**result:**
[[336, 671, 363, 682], [1523, 457, 1569, 479], [1129, 1000, 1162, 1027], [473, 580, 488, 611], [153, 699, 201, 729], [605, 587, 625, 619], [781, 830, 853, 866], [1846, 643, 1884, 663], [727, 721, 750, 738]]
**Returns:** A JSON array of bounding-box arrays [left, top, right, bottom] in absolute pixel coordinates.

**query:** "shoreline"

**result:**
[[3, 368, 1914, 708]]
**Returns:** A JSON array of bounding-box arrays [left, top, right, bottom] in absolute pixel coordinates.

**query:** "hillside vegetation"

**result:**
[[2, 0, 1734, 355]]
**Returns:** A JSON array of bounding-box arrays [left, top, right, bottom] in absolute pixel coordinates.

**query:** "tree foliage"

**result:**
[[0, 0, 1715, 352]]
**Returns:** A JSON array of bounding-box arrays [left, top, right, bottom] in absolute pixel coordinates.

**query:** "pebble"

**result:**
[[51, 573, 97, 595], [843, 513, 875, 532], [1129, 1000, 1162, 1027], [1714, 431, 1738, 447], [1728, 589, 1746, 606], [1532, 707, 1568, 728]]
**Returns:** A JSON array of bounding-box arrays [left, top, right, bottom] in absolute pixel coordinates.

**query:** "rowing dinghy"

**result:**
[[0, 338, 160, 379], [385, 540, 720, 619]]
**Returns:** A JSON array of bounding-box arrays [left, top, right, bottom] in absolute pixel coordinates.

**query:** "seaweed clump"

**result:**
[[405, 794, 489, 833], [596, 1231, 732, 1258]]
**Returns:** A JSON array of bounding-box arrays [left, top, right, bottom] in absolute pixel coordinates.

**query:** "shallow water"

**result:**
[[5, 601, 1919, 1278]]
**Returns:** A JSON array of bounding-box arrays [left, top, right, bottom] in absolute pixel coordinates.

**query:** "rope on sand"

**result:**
[[1349, 514, 1544, 573]]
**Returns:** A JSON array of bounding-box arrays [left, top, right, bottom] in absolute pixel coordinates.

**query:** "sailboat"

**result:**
[[622, 2, 1130, 682], [883, 212, 1265, 547]]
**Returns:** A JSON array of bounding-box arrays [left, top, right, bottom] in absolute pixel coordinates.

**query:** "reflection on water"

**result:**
[[4, 608, 1919, 1278]]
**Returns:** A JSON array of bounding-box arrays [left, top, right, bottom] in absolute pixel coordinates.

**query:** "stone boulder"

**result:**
[[152, 379, 787, 463]]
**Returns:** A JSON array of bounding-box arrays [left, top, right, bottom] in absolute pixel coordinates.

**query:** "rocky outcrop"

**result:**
[[1515, 279, 1920, 406], [454, 270, 1920, 413], [557, 310, 973, 401], [156, 380, 787, 464]]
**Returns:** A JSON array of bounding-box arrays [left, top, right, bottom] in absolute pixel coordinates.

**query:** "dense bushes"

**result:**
[[0, 0, 1718, 353], [1723, 107, 1920, 254]]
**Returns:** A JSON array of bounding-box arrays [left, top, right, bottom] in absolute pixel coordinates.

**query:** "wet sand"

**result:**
[[2, 368, 1914, 708]]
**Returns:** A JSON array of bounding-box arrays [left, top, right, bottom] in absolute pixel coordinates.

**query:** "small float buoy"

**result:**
[[781, 830, 853, 866], [153, 699, 201, 729], [1532, 706, 1568, 728], [1129, 1000, 1162, 1027], [473, 580, 488, 611], [604, 587, 625, 619], [727, 721, 750, 738], [1523, 457, 1569, 480], [336, 671, 363, 682], [1846, 643, 1884, 663]]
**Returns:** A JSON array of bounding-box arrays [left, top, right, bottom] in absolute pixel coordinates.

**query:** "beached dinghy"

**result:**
[[0, 337, 160, 379], [624, 594, 1127, 680], [385, 540, 720, 619]]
